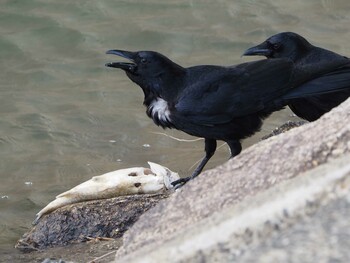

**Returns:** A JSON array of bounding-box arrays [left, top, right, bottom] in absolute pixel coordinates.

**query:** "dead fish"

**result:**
[[33, 162, 179, 225]]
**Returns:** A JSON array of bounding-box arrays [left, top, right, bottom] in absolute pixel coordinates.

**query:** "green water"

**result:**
[[1, 0, 350, 258]]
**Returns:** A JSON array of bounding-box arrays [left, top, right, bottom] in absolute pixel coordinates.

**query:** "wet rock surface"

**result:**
[[4, 238, 121, 263], [261, 120, 307, 139], [16, 193, 169, 252]]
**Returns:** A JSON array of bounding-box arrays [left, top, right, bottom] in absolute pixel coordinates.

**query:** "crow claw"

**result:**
[[171, 177, 191, 189]]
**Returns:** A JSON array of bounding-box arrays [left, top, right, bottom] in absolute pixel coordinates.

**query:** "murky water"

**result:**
[[1, 0, 350, 258]]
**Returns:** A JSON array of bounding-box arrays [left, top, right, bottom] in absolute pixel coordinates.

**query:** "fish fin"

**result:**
[[56, 191, 74, 198], [148, 162, 168, 176]]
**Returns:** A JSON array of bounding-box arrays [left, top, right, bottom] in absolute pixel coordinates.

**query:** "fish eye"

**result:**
[[141, 58, 147, 64]]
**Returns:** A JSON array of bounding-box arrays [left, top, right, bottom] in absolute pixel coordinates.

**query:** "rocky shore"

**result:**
[[114, 98, 350, 263], [14, 98, 350, 262]]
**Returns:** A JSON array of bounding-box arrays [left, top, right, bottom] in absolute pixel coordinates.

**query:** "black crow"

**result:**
[[243, 32, 350, 121], [105, 50, 312, 186]]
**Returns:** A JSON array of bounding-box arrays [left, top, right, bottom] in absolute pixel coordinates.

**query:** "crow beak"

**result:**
[[105, 50, 137, 72], [242, 43, 272, 57]]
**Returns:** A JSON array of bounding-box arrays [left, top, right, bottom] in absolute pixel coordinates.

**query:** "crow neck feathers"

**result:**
[[140, 62, 185, 128]]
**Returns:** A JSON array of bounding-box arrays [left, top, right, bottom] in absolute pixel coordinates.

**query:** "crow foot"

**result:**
[[171, 177, 191, 189]]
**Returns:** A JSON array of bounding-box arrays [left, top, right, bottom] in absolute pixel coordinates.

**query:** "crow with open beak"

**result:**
[[105, 48, 331, 187]]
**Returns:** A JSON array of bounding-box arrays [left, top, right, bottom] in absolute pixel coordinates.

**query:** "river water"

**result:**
[[1, 0, 350, 258]]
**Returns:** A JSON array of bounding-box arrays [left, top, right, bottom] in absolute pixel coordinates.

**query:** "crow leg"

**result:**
[[190, 139, 217, 179], [171, 139, 217, 188], [227, 140, 242, 159]]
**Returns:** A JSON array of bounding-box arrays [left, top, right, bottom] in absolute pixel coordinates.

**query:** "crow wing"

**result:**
[[174, 59, 296, 125], [282, 63, 350, 100]]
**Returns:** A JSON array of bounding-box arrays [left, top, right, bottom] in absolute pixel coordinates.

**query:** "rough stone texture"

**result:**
[[5, 237, 121, 263], [115, 98, 350, 261], [116, 155, 350, 263], [261, 120, 307, 139], [236, 196, 350, 263], [16, 193, 169, 251]]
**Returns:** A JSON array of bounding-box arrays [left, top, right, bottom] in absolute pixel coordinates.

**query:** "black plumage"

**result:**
[[105, 49, 329, 186]]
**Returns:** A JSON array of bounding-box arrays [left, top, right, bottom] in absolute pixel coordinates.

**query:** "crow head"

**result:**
[[243, 32, 312, 61], [105, 50, 184, 91]]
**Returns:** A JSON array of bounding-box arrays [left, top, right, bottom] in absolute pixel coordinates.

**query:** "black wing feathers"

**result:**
[[282, 64, 350, 100], [175, 59, 296, 125]]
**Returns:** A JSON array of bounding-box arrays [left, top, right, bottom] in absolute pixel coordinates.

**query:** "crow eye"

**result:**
[[141, 58, 147, 64], [272, 43, 281, 50]]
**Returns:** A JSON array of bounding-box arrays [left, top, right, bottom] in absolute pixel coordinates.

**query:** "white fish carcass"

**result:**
[[34, 162, 179, 224]]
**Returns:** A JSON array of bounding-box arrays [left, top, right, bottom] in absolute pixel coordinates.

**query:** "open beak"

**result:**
[[105, 50, 137, 72], [242, 42, 272, 57]]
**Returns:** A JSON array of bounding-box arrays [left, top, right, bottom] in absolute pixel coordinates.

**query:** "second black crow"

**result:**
[[243, 32, 350, 121]]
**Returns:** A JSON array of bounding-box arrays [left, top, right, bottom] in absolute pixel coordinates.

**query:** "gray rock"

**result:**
[[117, 155, 350, 263], [115, 98, 350, 262]]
